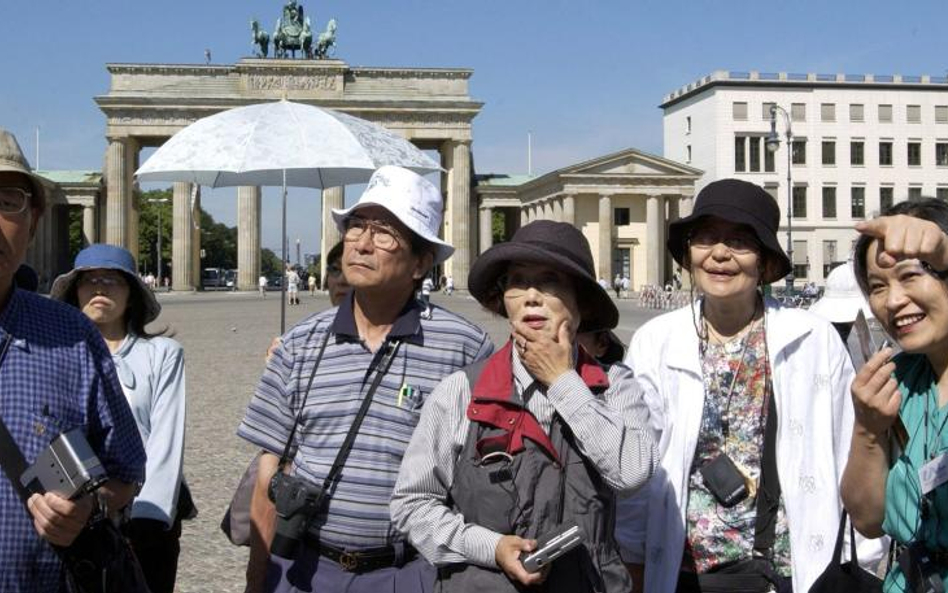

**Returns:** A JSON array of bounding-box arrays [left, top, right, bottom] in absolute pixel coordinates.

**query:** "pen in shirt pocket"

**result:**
[[397, 384, 417, 407]]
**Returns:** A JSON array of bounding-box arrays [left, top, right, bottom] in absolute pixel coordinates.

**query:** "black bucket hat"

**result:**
[[667, 178, 792, 284], [468, 220, 618, 332]]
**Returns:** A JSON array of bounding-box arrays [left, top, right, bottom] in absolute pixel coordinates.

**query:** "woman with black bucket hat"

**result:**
[[615, 179, 884, 592], [391, 220, 657, 593]]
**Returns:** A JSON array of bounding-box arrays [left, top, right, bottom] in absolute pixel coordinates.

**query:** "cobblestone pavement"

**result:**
[[153, 290, 663, 593]]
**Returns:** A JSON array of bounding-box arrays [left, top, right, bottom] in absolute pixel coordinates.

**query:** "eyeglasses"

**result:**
[[0, 187, 31, 216], [343, 217, 403, 252], [498, 270, 569, 298], [688, 230, 759, 255], [78, 274, 127, 289]]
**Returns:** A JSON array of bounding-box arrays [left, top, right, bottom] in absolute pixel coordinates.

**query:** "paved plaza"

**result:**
[[156, 290, 663, 593]]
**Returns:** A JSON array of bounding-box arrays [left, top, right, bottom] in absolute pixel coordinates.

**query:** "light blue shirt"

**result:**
[[113, 333, 187, 526]]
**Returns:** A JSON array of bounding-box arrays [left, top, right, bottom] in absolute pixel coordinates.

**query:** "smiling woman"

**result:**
[[843, 198, 948, 593]]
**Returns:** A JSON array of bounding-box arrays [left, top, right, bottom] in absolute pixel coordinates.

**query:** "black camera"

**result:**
[[898, 542, 946, 593], [268, 473, 324, 558], [699, 454, 749, 507]]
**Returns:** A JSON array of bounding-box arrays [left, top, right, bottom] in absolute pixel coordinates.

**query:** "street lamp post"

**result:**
[[146, 197, 169, 289], [766, 105, 795, 295]]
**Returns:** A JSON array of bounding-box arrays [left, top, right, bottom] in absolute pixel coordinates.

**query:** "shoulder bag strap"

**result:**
[[753, 384, 781, 554], [320, 339, 402, 494], [277, 329, 332, 470], [0, 333, 34, 505]]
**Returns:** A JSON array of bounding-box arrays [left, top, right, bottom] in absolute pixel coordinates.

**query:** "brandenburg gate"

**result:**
[[95, 58, 481, 290]]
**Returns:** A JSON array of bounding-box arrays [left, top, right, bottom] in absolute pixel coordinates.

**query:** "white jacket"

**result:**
[[615, 298, 884, 593]]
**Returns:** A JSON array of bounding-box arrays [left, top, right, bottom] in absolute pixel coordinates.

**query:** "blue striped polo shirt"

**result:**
[[238, 294, 493, 550]]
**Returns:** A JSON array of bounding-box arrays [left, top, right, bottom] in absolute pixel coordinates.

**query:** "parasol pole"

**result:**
[[280, 168, 287, 334]]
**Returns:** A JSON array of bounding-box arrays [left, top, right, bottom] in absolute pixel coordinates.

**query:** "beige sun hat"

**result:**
[[0, 128, 56, 213], [809, 261, 874, 324]]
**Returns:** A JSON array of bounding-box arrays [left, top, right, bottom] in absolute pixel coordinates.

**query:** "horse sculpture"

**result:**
[[251, 19, 270, 58], [314, 18, 337, 59], [272, 0, 310, 58]]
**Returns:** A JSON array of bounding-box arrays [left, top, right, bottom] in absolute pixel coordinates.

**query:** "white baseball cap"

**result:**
[[809, 261, 874, 324], [332, 165, 454, 264]]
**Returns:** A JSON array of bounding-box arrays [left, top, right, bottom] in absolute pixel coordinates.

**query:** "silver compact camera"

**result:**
[[521, 524, 584, 573], [20, 428, 108, 499]]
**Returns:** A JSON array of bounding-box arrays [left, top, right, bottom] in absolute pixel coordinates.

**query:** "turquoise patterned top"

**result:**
[[882, 353, 948, 593]]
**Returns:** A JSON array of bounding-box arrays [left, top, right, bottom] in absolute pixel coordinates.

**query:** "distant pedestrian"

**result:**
[[621, 275, 630, 298], [613, 273, 622, 299], [308, 272, 317, 296], [444, 275, 454, 296], [258, 274, 267, 298], [420, 275, 434, 318], [598, 276, 609, 290], [285, 266, 300, 305]]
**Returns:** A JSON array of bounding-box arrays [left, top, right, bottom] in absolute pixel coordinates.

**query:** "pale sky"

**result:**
[[3, 0, 946, 256]]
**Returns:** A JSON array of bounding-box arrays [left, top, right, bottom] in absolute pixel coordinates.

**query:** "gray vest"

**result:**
[[436, 363, 631, 593]]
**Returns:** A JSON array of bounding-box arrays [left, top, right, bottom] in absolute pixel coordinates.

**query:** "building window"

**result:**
[[792, 240, 808, 279], [792, 139, 807, 165], [614, 207, 631, 226], [937, 106, 948, 123], [908, 142, 922, 166], [822, 186, 837, 218], [792, 186, 807, 218], [822, 140, 836, 166], [879, 104, 893, 123], [850, 104, 865, 122], [733, 102, 748, 121], [937, 143, 948, 166], [851, 141, 865, 166], [851, 187, 866, 219], [686, 145, 692, 163], [820, 103, 836, 122], [685, 116, 692, 134], [764, 147, 775, 172], [735, 136, 746, 172], [749, 137, 761, 172], [938, 187, 948, 201], [907, 105, 921, 123], [879, 141, 893, 166], [909, 187, 923, 201], [791, 103, 806, 122], [612, 247, 631, 279], [823, 240, 838, 278], [762, 102, 775, 120], [880, 187, 894, 212]]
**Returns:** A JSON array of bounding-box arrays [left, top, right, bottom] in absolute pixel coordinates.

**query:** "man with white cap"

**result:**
[[239, 165, 494, 593], [0, 128, 145, 590]]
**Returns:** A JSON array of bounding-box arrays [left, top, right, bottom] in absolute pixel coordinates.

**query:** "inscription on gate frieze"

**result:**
[[247, 73, 337, 91]]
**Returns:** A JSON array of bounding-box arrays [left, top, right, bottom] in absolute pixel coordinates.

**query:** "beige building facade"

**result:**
[[94, 58, 482, 290], [475, 149, 700, 290]]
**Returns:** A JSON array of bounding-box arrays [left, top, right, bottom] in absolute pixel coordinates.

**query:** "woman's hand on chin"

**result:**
[[513, 319, 573, 387]]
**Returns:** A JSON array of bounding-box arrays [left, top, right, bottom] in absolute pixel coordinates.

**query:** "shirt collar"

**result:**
[[330, 290, 424, 345]]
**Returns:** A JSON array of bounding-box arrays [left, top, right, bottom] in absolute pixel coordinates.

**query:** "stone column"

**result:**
[[237, 186, 261, 290], [319, 186, 345, 288], [665, 196, 680, 281], [542, 200, 552, 220], [679, 194, 695, 219], [562, 194, 576, 226], [128, 191, 140, 263], [82, 205, 96, 246], [531, 204, 539, 222], [172, 182, 197, 291], [552, 198, 564, 222], [105, 138, 128, 248], [646, 194, 666, 286], [192, 188, 202, 288], [448, 140, 472, 289], [520, 206, 529, 226], [479, 207, 493, 253], [598, 195, 613, 281]]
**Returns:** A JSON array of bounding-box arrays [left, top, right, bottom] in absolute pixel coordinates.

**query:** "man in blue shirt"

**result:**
[[0, 128, 146, 592]]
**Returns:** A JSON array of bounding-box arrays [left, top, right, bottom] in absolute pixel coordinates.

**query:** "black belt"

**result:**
[[310, 541, 418, 573]]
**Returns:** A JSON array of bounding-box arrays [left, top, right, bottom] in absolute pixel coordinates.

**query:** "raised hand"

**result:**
[[857, 215, 948, 271], [513, 318, 573, 386], [850, 348, 901, 438]]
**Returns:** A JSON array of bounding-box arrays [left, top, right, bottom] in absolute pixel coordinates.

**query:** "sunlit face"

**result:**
[[326, 257, 350, 306], [342, 206, 428, 294], [688, 217, 763, 303], [865, 240, 948, 358], [0, 172, 39, 294], [77, 270, 130, 330], [502, 263, 581, 339]]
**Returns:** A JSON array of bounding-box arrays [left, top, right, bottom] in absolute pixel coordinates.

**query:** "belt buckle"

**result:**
[[339, 551, 359, 572]]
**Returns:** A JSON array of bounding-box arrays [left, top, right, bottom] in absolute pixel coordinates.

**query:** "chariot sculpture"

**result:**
[[250, 1, 336, 60]]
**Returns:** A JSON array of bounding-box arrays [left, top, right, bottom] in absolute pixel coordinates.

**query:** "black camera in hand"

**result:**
[[268, 473, 324, 558]]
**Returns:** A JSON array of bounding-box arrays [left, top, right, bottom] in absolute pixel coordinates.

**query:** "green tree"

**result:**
[[199, 209, 237, 269], [137, 189, 173, 275], [261, 248, 283, 277], [67, 208, 84, 261], [492, 210, 507, 243]]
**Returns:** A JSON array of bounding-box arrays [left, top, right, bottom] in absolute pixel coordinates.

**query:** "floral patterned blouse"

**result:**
[[684, 321, 792, 575]]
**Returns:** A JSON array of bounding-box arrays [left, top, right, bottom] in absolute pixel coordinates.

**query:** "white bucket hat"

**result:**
[[809, 261, 874, 324], [332, 165, 454, 264]]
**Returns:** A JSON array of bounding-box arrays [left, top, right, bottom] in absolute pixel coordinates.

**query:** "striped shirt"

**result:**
[[0, 289, 146, 593], [238, 294, 493, 550], [389, 347, 657, 568]]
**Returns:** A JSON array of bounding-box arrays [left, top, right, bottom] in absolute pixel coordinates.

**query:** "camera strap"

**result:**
[[277, 329, 333, 471], [0, 333, 34, 505], [752, 373, 781, 556], [320, 339, 402, 494]]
